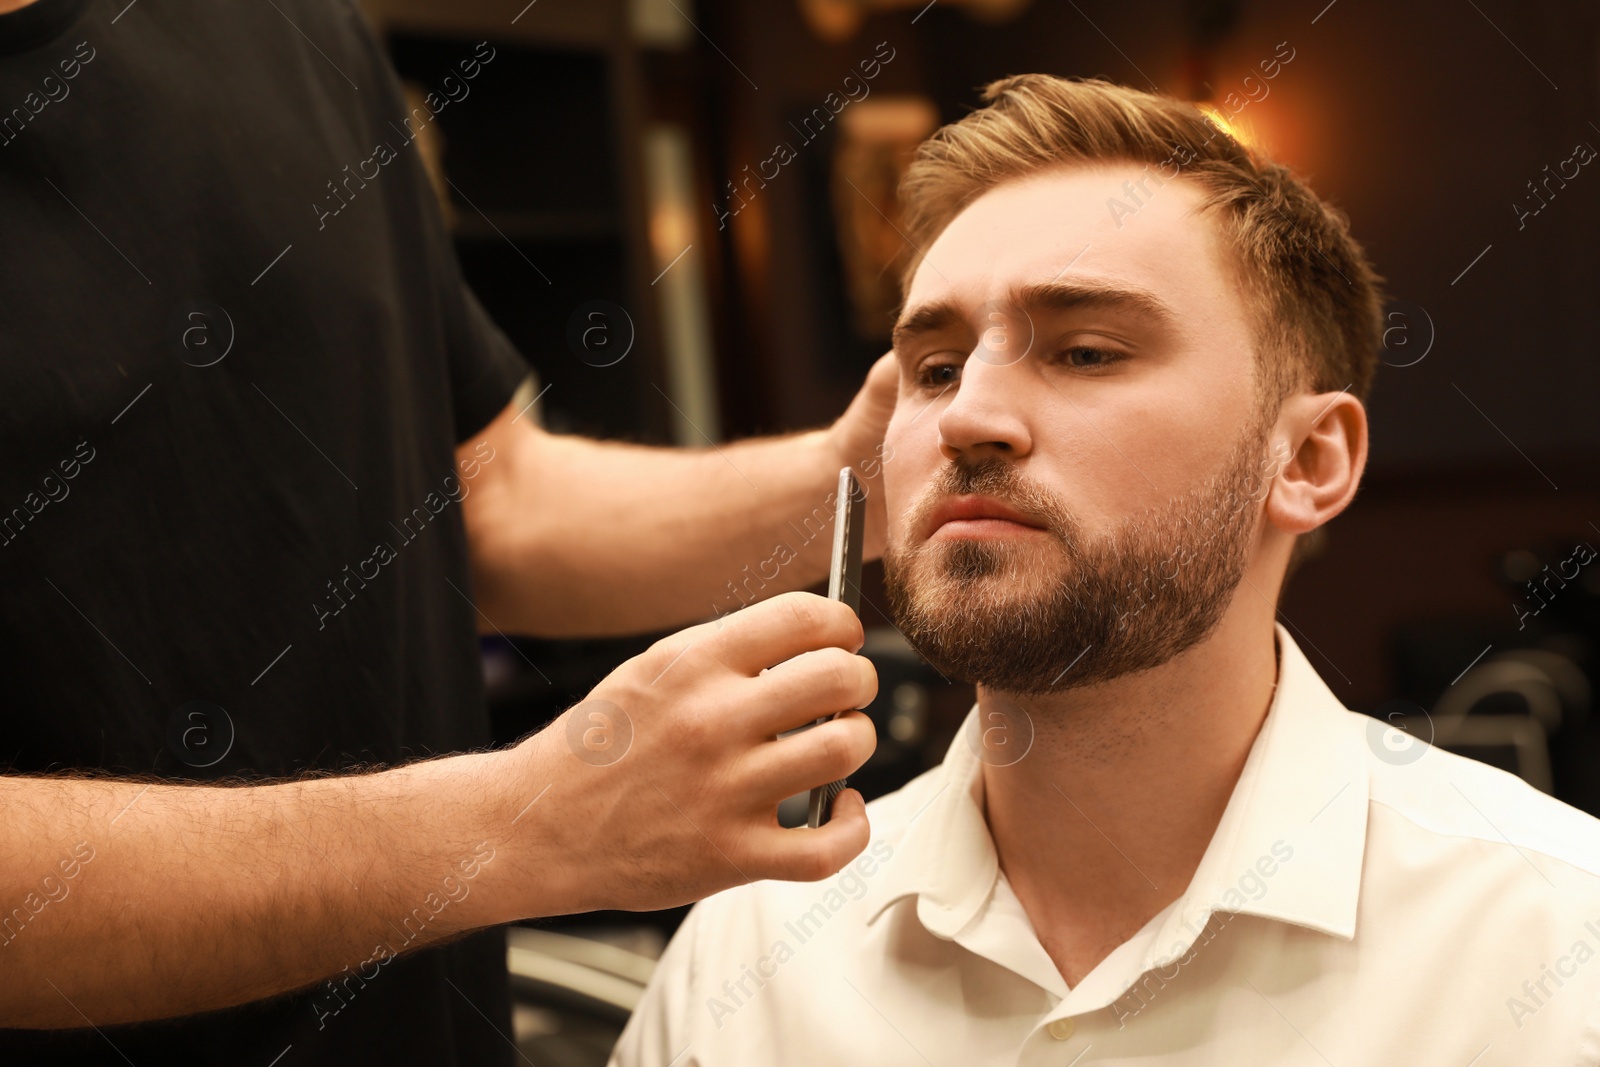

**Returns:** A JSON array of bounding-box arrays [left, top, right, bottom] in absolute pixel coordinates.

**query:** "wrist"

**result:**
[[472, 731, 586, 923], [800, 425, 843, 477]]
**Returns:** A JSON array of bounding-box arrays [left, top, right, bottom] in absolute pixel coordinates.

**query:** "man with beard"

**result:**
[[611, 75, 1600, 1066]]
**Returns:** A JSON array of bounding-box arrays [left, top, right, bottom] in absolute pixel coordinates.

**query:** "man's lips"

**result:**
[[926, 494, 1049, 538]]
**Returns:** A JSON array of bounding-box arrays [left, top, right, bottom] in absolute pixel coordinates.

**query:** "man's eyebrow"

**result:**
[[892, 280, 1179, 351], [1013, 281, 1179, 332], [890, 299, 963, 352]]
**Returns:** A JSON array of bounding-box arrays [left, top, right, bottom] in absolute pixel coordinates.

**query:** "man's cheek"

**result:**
[[878, 422, 924, 541], [882, 484, 915, 548]]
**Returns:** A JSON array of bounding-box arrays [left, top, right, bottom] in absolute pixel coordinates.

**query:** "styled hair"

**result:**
[[897, 74, 1386, 411]]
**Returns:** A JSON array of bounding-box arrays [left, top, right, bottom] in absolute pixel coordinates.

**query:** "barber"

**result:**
[[0, 0, 894, 1061]]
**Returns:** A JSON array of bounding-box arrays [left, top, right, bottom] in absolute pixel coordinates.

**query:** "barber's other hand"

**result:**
[[825, 351, 897, 560], [504, 592, 878, 914]]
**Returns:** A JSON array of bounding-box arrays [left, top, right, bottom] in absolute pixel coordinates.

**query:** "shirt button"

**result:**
[[1047, 1018, 1076, 1041]]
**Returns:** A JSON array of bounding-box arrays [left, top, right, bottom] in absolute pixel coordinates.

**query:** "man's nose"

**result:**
[[936, 347, 1034, 462], [934, 308, 1036, 463]]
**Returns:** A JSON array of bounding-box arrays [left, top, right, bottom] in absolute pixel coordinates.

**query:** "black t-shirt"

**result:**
[[0, 1, 530, 1062]]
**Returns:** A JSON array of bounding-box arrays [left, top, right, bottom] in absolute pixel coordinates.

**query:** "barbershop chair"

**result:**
[[1376, 535, 1599, 806], [1377, 645, 1592, 795], [506, 926, 658, 1066]]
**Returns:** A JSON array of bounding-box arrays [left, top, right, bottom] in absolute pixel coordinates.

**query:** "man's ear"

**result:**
[[1265, 391, 1368, 538]]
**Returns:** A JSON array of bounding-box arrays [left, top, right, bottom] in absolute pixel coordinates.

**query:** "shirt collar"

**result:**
[[864, 699, 996, 939], [864, 623, 1371, 954]]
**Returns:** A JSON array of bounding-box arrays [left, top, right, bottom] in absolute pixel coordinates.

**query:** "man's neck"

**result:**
[[978, 565, 1283, 988]]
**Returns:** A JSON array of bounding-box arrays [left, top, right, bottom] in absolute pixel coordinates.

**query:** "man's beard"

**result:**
[[883, 410, 1275, 695]]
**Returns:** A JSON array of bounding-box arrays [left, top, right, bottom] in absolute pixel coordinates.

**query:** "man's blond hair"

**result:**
[[897, 74, 1386, 412]]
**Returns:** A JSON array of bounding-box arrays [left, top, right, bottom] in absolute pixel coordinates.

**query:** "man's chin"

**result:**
[[885, 585, 1091, 693], [901, 585, 1048, 624]]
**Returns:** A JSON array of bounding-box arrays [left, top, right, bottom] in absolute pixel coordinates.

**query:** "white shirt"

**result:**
[[610, 623, 1600, 1066]]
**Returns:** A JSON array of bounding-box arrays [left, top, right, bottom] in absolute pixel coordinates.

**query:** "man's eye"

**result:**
[[1059, 346, 1126, 368], [917, 362, 962, 388]]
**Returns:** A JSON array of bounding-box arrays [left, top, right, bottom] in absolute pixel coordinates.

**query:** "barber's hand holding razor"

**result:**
[[503, 591, 878, 914]]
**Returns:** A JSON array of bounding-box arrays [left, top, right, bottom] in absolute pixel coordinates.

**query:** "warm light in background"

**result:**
[[647, 201, 695, 269], [797, 0, 1032, 42], [644, 124, 721, 445]]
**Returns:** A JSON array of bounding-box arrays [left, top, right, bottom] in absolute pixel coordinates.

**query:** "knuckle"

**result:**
[[643, 634, 695, 677], [641, 634, 677, 667], [815, 648, 871, 704], [817, 723, 849, 772], [845, 709, 878, 758], [856, 656, 879, 704], [824, 651, 857, 702], [783, 592, 823, 634], [680, 638, 718, 676]]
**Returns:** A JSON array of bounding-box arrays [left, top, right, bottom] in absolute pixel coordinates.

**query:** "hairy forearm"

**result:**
[[468, 428, 853, 637], [0, 749, 534, 1028], [0, 588, 886, 1029]]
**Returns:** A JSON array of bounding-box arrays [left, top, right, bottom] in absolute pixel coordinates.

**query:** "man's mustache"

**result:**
[[907, 458, 1078, 544]]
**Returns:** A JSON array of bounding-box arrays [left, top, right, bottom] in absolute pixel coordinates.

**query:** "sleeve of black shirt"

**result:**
[[449, 280, 536, 443]]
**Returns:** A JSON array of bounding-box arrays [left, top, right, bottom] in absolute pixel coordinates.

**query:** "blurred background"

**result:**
[[357, 0, 1600, 1060]]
